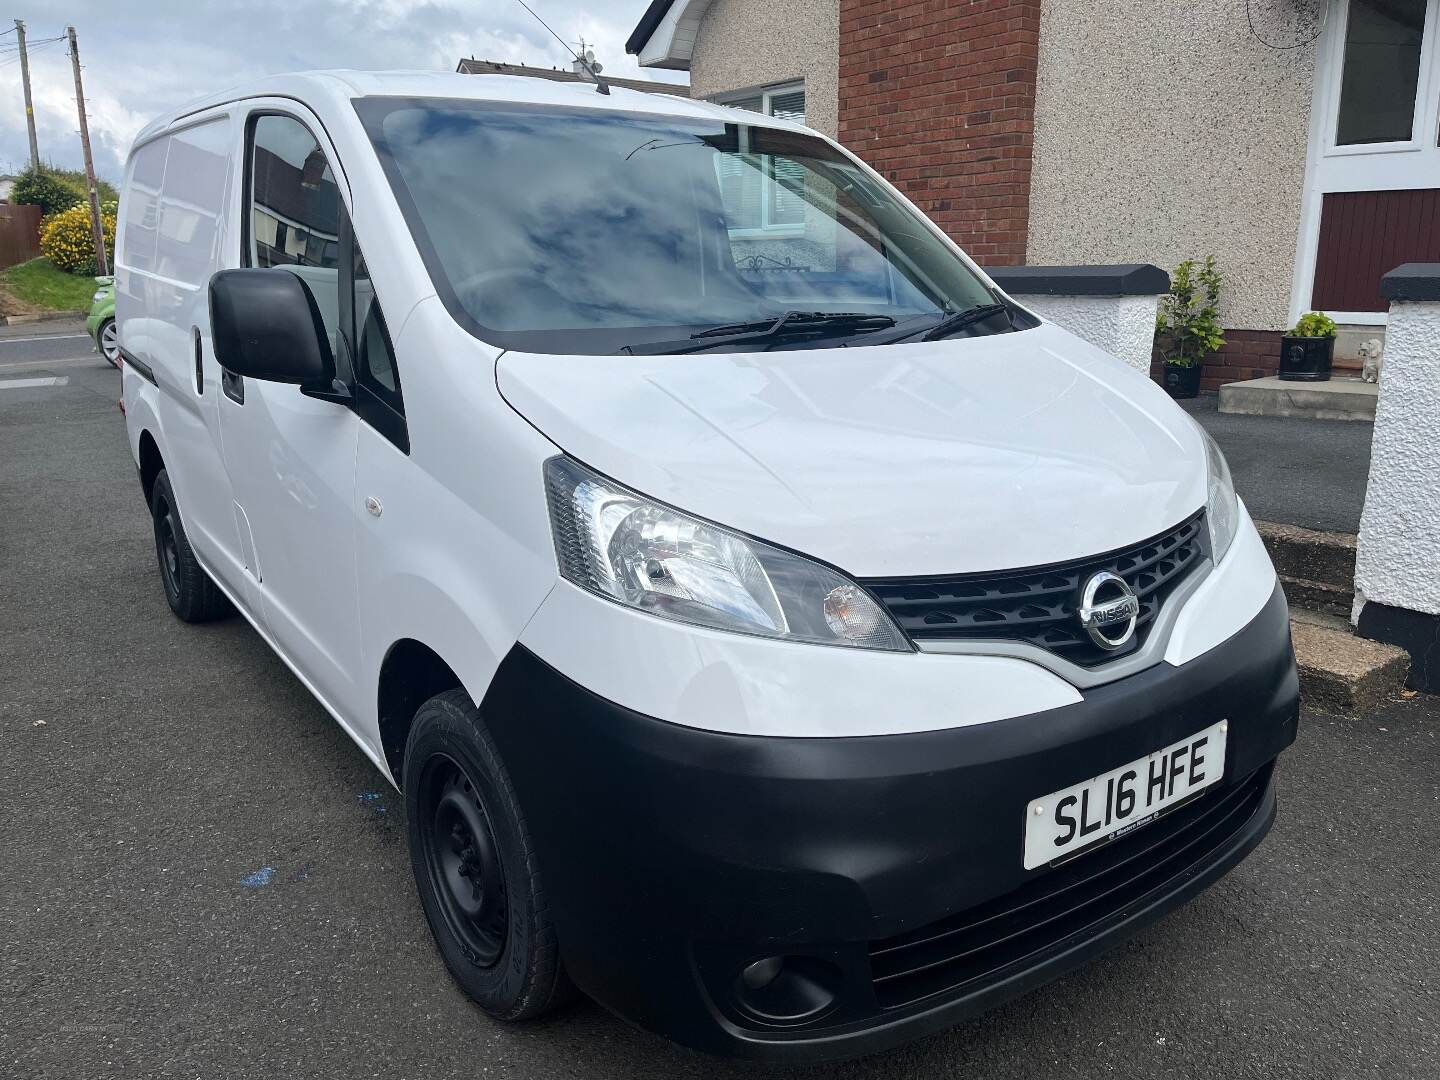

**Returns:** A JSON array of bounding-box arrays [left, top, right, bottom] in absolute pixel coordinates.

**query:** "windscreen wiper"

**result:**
[[917, 303, 1012, 341], [619, 311, 896, 355], [861, 303, 1015, 348]]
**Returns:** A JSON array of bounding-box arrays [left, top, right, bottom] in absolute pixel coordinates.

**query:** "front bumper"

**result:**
[[480, 582, 1299, 1062]]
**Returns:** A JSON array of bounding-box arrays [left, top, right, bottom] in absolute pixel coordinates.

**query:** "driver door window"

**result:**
[[249, 115, 344, 359], [246, 113, 408, 452]]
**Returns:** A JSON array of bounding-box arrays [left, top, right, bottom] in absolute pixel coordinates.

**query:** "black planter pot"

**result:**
[[1163, 362, 1203, 399], [1278, 335, 1334, 381]]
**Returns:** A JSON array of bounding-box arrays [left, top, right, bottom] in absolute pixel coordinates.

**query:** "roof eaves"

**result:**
[[626, 0, 678, 55]]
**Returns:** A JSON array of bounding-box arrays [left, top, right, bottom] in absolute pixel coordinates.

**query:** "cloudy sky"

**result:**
[[0, 0, 685, 183]]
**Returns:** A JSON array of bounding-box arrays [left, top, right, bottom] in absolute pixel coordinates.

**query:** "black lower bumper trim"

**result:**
[[868, 762, 1274, 1010], [480, 583, 1298, 1061]]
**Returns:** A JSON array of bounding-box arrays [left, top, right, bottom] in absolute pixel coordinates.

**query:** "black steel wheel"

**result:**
[[149, 469, 233, 622], [404, 688, 572, 1020], [418, 754, 510, 967]]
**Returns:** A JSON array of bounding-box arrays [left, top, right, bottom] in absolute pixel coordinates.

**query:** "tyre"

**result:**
[[149, 469, 233, 622], [404, 688, 571, 1020], [98, 318, 120, 368]]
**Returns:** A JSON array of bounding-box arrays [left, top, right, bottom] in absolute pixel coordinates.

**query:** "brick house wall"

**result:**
[[1150, 331, 1285, 395], [837, 0, 1041, 265], [831, 0, 1307, 394]]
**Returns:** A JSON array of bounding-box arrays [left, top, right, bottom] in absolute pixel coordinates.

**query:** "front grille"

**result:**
[[867, 765, 1271, 1011], [862, 512, 1208, 667]]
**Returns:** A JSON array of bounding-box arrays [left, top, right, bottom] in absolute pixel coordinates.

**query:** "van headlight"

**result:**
[[1199, 426, 1240, 562], [544, 456, 910, 651]]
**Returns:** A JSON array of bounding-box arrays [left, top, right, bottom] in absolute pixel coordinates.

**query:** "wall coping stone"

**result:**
[[984, 264, 1170, 297], [1380, 263, 1440, 302]]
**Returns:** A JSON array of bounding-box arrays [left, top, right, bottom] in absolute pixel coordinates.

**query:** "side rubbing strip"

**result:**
[[119, 348, 158, 387]]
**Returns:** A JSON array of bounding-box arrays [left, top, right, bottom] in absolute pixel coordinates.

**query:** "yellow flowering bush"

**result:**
[[40, 204, 116, 276]]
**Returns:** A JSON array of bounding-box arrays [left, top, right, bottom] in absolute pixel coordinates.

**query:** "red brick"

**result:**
[[1150, 331, 1285, 392], [838, 0, 1040, 261]]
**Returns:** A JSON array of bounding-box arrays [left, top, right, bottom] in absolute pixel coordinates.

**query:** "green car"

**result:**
[[86, 276, 118, 367]]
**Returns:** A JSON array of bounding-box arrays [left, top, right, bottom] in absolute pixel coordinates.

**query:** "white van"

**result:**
[[119, 71, 1298, 1062]]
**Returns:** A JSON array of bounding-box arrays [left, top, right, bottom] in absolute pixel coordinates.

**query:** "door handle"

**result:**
[[192, 327, 204, 395], [221, 369, 244, 404]]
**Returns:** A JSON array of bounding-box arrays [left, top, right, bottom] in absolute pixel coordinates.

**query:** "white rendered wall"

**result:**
[[1354, 300, 1440, 617], [1026, 0, 1314, 331], [1016, 294, 1159, 373], [688, 0, 839, 138]]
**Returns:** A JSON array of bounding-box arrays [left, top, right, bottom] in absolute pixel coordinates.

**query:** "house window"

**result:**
[[1335, 0, 1426, 145], [715, 84, 807, 232]]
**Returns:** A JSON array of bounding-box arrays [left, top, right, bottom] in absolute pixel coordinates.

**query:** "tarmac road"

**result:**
[[2, 323, 1437, 1078]]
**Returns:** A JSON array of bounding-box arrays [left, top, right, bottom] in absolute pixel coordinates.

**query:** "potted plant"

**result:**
[[1279, 311, 1337, 381], [1155, 256, 1224, 399]]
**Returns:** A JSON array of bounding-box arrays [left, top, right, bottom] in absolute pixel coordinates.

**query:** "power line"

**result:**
[[0, 36, 64, 68], [2, 33, 65, 46]]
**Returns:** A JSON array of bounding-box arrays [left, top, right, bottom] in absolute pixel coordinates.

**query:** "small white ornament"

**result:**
[[1359, 338, 1384, 384]]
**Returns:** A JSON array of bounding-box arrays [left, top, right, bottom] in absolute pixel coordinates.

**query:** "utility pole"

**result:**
[[15, 20, 40, 169], [66, 25, 107, 276]]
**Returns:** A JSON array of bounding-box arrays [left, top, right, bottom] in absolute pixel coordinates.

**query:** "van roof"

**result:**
[[134, 69, 806, 148]]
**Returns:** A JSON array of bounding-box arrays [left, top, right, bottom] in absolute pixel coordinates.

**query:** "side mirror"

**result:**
[[209, 268, 338, 393]]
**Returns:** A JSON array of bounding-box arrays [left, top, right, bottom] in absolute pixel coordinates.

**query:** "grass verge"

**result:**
[[0, 258, 98, 315]]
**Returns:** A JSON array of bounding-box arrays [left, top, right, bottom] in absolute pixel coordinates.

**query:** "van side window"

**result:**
[[248, 114, 343, 359], [245, 112, 408, 452], [249, 116, 341, 271]]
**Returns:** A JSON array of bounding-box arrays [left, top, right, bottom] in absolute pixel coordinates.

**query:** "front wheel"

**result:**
[[404, 689, 572, 1020], [98, 318, 119, 367]]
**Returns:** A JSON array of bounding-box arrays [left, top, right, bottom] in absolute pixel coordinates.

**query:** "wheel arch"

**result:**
[[377, 638, 467, 788], [138, 429, 164, 507]]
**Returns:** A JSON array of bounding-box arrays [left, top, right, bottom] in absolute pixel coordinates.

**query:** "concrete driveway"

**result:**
[[3, 327, 1438, 1078], [1183, 397, 1373, 535]]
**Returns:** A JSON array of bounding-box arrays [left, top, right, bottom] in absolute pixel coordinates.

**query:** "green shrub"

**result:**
[[11, 168, 81, 217], [10, 165, 118, 219], [1155, 256, 1225, 369], [1290, 311, 1337, 338], [39, 204, 116, 275]]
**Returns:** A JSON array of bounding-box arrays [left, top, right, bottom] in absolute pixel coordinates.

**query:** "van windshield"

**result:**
[[357, 97, 1012, 355]]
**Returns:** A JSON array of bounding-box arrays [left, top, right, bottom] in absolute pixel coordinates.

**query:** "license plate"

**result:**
[[1023, 721, 1228, 870]]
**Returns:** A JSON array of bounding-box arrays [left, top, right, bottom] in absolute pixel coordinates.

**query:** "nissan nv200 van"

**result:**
[[119, 71, 1298, 1062]]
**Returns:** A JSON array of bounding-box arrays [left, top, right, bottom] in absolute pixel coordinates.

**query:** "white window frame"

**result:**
[[1291, 0, 1440, 326], [714, 81, 807, 237]]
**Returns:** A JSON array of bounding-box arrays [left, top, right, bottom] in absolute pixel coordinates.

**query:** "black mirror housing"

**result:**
[[209, 268, 335, 388]]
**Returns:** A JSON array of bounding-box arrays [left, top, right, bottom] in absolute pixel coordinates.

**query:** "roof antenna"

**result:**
[[512, 0, 610, 95]]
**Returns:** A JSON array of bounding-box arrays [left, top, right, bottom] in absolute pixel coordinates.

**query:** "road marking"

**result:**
[[0, 332, 89, 344], [0, 356, 106, 371], [0, 376, 70, 389]]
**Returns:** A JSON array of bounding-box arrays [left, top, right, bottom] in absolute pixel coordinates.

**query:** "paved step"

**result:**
[[1219, 375, 1377, 421], [1252, 523, 1404, 709], [1281, 576, 1353, 620], [1291, 617, 1410, 712], [1255, 520, 1357, 590]]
